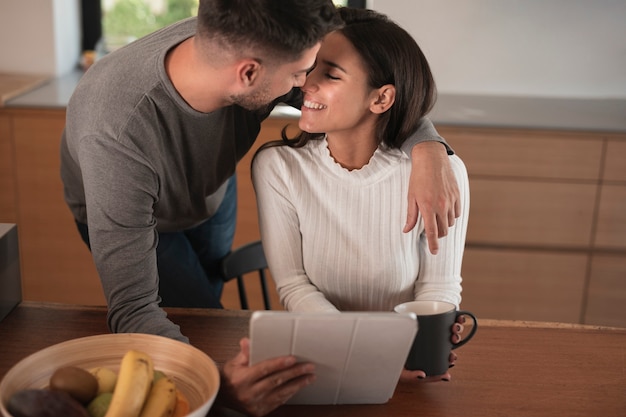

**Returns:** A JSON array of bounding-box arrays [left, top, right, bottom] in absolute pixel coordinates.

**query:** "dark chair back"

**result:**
[[221, 240, 271, 310]]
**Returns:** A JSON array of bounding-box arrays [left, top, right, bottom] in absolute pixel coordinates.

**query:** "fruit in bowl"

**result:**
[[0, 334, 220, 417]]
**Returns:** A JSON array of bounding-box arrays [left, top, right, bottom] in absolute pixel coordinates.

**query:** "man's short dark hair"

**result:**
[[197, 0, 343, 61]]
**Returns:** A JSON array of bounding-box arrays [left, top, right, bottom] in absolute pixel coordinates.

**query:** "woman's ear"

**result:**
[[370, 84, 396, 114]]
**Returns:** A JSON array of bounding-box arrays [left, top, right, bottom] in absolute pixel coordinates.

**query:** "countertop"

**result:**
[[0, 73, 50, 106], [4, 69, 626, 133], [429, 93, 626, 133]]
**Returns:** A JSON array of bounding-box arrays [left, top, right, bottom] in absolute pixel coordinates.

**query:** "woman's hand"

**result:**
[[217, 338, 316, 417], [400, 351, 457, 382], [399, 316, 464, 383]]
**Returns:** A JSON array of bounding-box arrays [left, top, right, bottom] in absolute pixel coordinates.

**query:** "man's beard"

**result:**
[[230, 80, 274, 111]]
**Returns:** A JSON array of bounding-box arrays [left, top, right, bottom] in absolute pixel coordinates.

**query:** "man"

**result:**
[[60, 1, 459, 414]]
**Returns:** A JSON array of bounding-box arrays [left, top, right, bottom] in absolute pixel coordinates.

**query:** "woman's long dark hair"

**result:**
[[259, 6, 436, 151]]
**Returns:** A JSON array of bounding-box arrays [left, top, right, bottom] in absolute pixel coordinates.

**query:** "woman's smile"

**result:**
[[302, 99, 327, 110]]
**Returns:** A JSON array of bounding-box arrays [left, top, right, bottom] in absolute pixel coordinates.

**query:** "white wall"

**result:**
[[1, 0, 625, 98], [371, 0, 626, 99], [0, 0, 81, 76]]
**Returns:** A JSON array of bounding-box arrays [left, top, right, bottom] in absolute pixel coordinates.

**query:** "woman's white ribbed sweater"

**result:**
[[252, 137, 470, 312]]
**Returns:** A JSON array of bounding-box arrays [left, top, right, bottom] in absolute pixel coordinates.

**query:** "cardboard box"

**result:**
[[0, 223, 21, 322]]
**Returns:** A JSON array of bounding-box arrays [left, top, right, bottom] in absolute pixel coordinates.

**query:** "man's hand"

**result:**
[[403, 141, 460, 254], [218, 338, 315, 417]]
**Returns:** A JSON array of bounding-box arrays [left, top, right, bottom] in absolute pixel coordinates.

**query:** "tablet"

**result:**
[[249, 311, 418, 405]]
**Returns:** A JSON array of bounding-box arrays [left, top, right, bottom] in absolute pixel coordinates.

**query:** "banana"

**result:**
[[138, 376, 177, 417], [105, 350, 154, 417]]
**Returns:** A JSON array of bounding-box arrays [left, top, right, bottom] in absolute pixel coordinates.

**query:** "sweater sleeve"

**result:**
[[252, 147, 339, 312], [400, 117, 454, 156], [78, 136, 188, 342], [413, 154, 470, 308]]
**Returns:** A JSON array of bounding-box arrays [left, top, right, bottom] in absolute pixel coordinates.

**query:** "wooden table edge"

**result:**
[[9, 301, 626, 332]]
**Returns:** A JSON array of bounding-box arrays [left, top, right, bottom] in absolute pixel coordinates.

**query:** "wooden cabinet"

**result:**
[[5, 109, 104, 305], [0, 113, 17, 223], [603, 139, 626, 183], [466, 179, 596, 248], [460, 248, 588, 323], [585, 254, 626, 327], [442, 130, 604, 181], [440, 126, 626, 326], [595, 185, 626, 249]]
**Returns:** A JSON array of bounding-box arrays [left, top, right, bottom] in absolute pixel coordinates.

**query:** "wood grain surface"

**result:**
[[1, 302, 624, 417]]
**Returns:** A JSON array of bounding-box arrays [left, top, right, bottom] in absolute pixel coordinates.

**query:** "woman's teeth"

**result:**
[[303, 100, 327, 110]]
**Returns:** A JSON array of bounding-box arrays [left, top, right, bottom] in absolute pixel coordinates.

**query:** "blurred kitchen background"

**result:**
[[0, 0, 624, 327]]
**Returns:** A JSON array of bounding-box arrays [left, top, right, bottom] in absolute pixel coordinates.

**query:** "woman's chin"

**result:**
[[298, 119, 317, 133]]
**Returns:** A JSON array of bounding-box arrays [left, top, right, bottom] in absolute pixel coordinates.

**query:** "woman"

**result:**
[[252, 8, 469, 380]]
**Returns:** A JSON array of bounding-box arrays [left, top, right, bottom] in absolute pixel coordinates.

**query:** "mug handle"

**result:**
[[451, 310, 478, 349]]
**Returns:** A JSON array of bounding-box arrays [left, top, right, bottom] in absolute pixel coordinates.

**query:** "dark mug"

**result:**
[[394, 300, 477, 376]]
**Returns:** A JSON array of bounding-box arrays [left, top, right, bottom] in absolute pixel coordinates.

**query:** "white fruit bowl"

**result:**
[[0, 333, 220, 417]]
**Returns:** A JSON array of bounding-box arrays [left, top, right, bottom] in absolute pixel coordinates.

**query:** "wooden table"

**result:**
[[1, 302, 625, 417]]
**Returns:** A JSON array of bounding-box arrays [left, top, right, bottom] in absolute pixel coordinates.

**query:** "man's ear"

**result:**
[[370, 84, 396, 114], [236, 59, 262, 87]]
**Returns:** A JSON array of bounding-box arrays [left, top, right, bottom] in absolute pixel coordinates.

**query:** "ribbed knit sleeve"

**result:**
[[413, 155, 468, 308]]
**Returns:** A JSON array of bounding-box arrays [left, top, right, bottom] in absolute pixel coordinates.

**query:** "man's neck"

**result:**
[[165, 37, 232, 113]]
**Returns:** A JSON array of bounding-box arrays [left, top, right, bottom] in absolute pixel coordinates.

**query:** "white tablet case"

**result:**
[[249, 311, 418, 405]]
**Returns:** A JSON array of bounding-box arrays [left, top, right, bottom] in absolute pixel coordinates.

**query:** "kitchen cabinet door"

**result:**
[[12, 110, 104, 305], [0, 112, 17, 223]]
